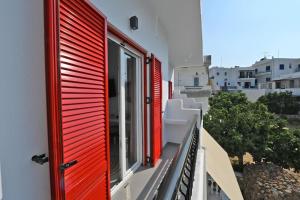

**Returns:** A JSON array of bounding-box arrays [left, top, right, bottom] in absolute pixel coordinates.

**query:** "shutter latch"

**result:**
[[60, 160, 78, 171]]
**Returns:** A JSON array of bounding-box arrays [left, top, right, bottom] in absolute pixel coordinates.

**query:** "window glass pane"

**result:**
[[125, 54, 137, 170], [279, 64, 284, 70]]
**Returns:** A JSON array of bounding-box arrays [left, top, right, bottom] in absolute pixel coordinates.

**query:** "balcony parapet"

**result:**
[[238, 76, 255, 79], [157, 117, 200, 200], [255, 71, 272, 76], [163, 99, 201, 143]]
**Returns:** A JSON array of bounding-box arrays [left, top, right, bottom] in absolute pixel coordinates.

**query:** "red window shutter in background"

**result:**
[[168, 81, 173, 99], [150, 54, 163, 166], [47, 0, 110, 199]]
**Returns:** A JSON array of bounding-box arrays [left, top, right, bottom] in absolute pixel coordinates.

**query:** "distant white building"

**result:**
[[174, 55, 211, 91], [252, 57, 300, 89], [209, 66, 239, 90], [209, 57, 300, 97], [175, 66, 209, 88], [209, 66, 256, 90], [237, 67, 256, 89], [272, 72, 300, 96]]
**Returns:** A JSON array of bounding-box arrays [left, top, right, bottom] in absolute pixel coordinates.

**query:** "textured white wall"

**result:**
[[241, 89, 266, 102], [252, 58, 300, 83], [164, 99, 201, 145], [0, 1, 51, 199], [272, 59, 300, 79], [239, 78, 256, 88], [209, 67, 239, 89], [272, 88, 300, 96], [175, 67, 208, 87]]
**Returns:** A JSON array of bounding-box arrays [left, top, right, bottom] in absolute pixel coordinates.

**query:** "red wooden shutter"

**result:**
[[47, 0, 110, 199], [150, 54, 162, 166], [168, 81, 173, 99]]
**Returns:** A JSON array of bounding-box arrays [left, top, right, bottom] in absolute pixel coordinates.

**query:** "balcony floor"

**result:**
[[112, 143, 179, 200]]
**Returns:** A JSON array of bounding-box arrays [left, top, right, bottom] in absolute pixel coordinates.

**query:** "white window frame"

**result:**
[[108, 34, 144, 196]]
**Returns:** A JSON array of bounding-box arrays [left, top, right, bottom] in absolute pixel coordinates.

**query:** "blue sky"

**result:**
[[202, 0, 300, 67]]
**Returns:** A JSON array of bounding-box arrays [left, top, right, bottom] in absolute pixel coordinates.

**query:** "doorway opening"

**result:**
[[244, 82, 250, 88], [194, 77, 199, 86], [108, 38, 143, 191]]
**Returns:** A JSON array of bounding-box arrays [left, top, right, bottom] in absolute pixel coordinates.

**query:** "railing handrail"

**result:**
[[155, 116, 199, 200]]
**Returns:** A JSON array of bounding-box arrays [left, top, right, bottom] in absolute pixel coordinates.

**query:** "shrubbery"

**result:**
[[257, 91, 300, 115], [265, 128, 300, 171]]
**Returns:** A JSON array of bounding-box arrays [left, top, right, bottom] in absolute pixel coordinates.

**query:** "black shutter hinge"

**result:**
[[31, 154, 49, 165], [146, 57, 152, 64], [120, 42, 126, 47], [146, 157, 151, 165], [146, 97, 152, 104]]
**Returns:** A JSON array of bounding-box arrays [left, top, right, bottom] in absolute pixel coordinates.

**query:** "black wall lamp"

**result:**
[[130, 16, 138, 30]]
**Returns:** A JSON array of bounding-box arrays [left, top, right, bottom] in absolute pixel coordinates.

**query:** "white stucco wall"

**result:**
[[175, 66, 208, 87], [256, 75, 271, 84], [272, 59, 300, 79], [271, 88, 300, 96], [0, 1, 51, 199], [91, 0, 170, 113], [241, 89, 266, 102], [209, 67, 239, 89], [238, 78, 256, 88], [252, 58, 300, 84]]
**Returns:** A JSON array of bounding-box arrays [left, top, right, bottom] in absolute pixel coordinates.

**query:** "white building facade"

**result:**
[[210, 58, 300, 97], [252, 58, 300, 89], [209, 66, 239, 90], [174, 55, 211, 89], [175, 66, 209, 88], [209, 66, 256, 90]]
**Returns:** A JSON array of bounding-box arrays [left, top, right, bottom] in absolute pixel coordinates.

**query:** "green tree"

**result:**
[[209, 91, 249, 110], [204, 92, 290, 170], [257, 91, 300, 114]]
